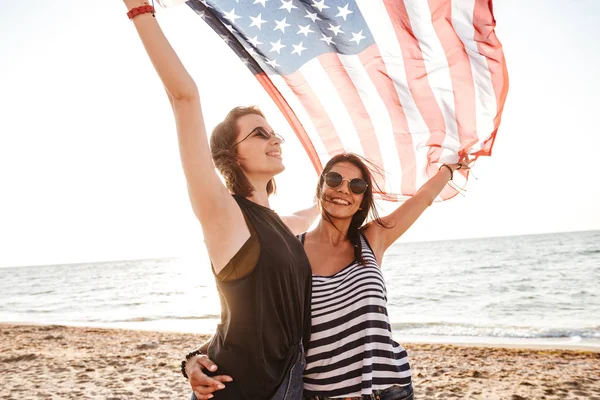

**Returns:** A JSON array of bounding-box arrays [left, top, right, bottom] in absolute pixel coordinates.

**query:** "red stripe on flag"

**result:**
[[282, 71, 344, 158], [473, 0, 509, 156], [358, 45, 417, 196], [384, 0, 447, 169], [429, 0, 478, 155], [254, 72, 323, 173], [318, 53, 386, 181]]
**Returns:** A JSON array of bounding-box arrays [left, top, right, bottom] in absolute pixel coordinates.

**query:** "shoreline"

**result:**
[[393, 334, 600, 353], [1, 323, 599, 399], [3, 320, 599, 353]]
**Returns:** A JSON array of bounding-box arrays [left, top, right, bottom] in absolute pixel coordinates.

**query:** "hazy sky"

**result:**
[[1, 0, 599, 268]]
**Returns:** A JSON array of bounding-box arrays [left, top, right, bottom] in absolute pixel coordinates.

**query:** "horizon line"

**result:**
[[1, 228, 598, 269]]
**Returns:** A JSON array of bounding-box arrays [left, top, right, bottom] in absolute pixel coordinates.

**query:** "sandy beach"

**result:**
[[1, 323, 598, 400]]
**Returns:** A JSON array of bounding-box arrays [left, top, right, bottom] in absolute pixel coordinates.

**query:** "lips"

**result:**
[[329, 197, 350, 206], [266, 151, 282, 159]]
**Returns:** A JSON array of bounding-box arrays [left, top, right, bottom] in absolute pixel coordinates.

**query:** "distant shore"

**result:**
[[1, 323, 599, 399]]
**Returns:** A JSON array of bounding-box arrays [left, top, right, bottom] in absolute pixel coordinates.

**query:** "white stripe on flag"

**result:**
[[300, 58, 365, 157], [337, 54, 403, 195], [268, 74, 331, 165], [452, 0, 498, 154], [404, 0, 460, 163], [356, 0, 430, 189]]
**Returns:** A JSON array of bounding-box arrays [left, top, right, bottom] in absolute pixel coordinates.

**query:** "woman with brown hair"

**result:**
[[189, 153, 469, 400], [122, 1, 317, 399]]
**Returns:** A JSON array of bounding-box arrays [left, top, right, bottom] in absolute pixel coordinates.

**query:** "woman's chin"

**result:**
[[323, 205, 355, 220], [271, 160, 285, 174]]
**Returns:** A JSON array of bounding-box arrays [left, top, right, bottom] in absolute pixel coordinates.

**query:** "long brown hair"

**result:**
[[316, 153, 391, 264], [210, 106, 276, 198]]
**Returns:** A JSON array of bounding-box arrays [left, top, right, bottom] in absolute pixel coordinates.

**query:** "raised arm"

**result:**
[[123, 1, 249, 274], [364, 162, 468, 261], [280, 202, 320, 235]]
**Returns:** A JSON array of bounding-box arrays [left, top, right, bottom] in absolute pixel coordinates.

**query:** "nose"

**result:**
[[337, 179, 351, 194], [269, 133, 284, 146]]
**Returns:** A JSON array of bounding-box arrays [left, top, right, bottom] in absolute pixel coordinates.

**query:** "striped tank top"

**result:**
[[300, 231, 411, 398]]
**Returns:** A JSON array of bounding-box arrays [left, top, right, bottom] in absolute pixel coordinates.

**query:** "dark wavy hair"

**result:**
[[316, 153, 391, 264], [210, 106, 276, 198]]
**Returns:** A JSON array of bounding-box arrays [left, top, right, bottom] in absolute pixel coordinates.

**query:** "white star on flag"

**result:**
[[223, 8, 241, 24], [312, 0, 329, 12], [304, 10, 320, 23], [246, 46, 258, 57], [274, 17, 291, 33], [320, 34, 334, 46], [270, 39, 286, 54], [248, 35, 263, 47], [253, 0, 268, 7], [249, 13, 267, 29], [265, 58, 280, 68], [279, 0, 298, 13], [350, 30, 366, 45], [336, 4, 353, 21], [327, 23, 344, 36], [291, 41, 307, 56], [297, 24, 314, 37]]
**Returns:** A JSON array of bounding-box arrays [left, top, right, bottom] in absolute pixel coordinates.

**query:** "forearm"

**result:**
[[282, 202, 319, 234], [414, 166, 453, 205], [292, 202, 319, 225], [123, 0, 198, 99], [374, 164, 458, 250]]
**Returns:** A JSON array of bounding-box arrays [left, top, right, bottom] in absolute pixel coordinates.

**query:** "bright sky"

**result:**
[[1, 0, 599, 268]]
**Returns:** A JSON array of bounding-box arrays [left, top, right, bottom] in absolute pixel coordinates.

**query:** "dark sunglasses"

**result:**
[[232, 127, 285, 147], [324, 171, 368, 195]]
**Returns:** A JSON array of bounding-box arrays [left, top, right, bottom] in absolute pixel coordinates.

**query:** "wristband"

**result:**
[[181, 349, 206, 380], [127, 4, 155, 19], [439, 164, 453, 181]]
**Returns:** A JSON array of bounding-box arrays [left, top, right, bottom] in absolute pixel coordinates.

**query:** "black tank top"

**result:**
[[207, 195, 312, 400]]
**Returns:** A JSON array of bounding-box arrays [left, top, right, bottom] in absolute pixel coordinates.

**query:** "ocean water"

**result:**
[[1, 230, 599, 347]]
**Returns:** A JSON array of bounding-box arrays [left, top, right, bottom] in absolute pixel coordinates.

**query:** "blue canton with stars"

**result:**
[[186, 0, 374, 75]]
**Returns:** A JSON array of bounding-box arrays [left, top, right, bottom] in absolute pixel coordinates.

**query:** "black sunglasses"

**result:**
[[324, 171, 368, 195], [232, 127, 285, 147]]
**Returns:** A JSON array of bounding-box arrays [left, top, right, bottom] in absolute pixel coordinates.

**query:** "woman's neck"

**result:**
[[245, 176, 272, 209], [313, 217, 352, 247], [247, 191, 270, 209]]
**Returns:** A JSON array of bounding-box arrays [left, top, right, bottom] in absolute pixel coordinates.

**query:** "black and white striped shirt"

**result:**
[[301, 232, 411, 398]]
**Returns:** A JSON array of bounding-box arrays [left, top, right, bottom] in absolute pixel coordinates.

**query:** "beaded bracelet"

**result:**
[[439, 164, 454, 181], [127, 4, 155, 19], [180, 349, 206, 380]]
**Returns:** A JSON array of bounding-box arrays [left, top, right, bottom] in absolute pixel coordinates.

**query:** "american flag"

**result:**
[[163, 0, 508, 200]]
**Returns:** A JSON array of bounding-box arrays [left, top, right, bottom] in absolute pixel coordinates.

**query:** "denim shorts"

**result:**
[[304, 383, 414, 400], [378, 384, 414, 400], [269, 342, 306, 400]]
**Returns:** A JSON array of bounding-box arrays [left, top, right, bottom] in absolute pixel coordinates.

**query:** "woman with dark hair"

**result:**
[[122, 2, 317, 399], [299, 153, 468, 400], [189, 152, 468, 399]]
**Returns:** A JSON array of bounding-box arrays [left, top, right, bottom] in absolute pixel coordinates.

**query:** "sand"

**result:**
[[1, 323, 599, 399]]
